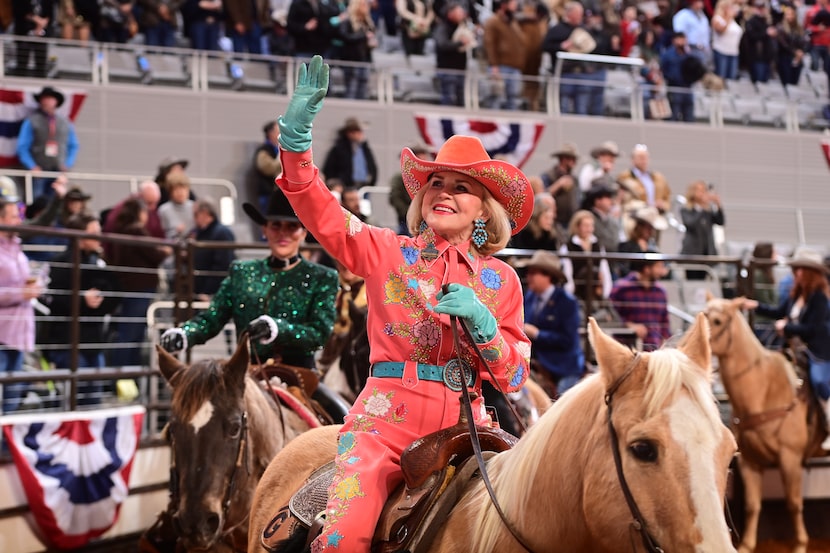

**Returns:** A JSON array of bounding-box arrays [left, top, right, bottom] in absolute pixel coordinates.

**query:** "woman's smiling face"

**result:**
[[420, 171, 486, 245]]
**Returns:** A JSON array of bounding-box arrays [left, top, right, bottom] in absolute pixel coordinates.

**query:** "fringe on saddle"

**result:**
[[262, 420, 517, 553]]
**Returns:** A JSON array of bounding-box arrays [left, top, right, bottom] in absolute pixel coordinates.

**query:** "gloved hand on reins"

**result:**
[[434, 283, 497, 344], [278, 55, 329, 153], [160, 328, 186, 353], [248, 315, 279, 344]]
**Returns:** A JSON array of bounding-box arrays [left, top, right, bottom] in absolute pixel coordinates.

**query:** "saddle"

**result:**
[[261, 416, 517, 553], [258, 360, 335, 426]]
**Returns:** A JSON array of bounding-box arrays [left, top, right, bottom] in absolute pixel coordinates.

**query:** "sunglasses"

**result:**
[[265, 221, 303, 233]]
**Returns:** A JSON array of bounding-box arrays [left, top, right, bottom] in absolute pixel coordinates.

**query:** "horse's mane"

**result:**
[[170, 359, 227, 422], [471, 348, 719, 551]]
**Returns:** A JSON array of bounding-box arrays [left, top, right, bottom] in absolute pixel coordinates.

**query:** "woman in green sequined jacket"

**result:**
[[161, 189, 339, 367]]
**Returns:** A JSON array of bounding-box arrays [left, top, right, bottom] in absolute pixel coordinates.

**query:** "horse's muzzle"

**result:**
[[173, 509, 223, 550]]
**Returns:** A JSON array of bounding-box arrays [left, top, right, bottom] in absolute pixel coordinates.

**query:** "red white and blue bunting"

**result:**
[[1, 405, 145, 549], [414, 113, 545, 169]]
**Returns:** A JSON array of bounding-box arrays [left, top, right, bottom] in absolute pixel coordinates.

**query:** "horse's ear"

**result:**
[[705, 290, 715, 302], [157, 345, 186, 385], [225, 333, 251, 390], [587, 317, 635, 384], [679, 312, 712, 374]]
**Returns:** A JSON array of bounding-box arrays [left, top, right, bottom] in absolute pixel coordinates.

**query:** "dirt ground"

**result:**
[[756, 540, 830, 552]]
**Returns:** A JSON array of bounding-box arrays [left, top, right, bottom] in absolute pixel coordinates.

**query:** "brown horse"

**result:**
[[248, 314, 737, 553], [157, 338, 313, 552], [704, 296, 827, 553]]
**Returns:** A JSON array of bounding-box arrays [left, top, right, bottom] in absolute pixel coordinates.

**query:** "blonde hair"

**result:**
[[567, 209, 594, 237], [166, 172, 191, 191], [347, 0, 375, 31], [684, 180, 707, 207], [406, 185, 512, 256]]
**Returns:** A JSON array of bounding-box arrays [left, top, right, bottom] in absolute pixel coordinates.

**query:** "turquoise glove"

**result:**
[[278, 55, 329, 153], [434, 283, 497, 343]]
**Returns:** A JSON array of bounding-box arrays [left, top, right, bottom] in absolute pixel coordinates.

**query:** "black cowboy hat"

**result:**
[[243, 188, 300, 225], [580, 182, 617, 210], [34, 86, 65, 107], [65, 187, 92, 201]]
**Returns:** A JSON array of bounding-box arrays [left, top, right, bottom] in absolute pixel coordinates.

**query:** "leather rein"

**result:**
[[604, 354, 665, 553], [448, 311, 538, 553]]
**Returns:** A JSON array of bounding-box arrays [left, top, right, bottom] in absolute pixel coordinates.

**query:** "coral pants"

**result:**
[[311, 374, 486, 553]]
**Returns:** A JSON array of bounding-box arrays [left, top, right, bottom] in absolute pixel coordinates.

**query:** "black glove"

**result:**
[[248, 315, 278, 344], [160, 328, 186, 353]]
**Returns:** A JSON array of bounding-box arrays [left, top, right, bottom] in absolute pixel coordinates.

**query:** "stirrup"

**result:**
[[304, 512, 326, 550]]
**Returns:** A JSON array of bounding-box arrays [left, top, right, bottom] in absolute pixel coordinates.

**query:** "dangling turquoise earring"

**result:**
[[472, 218, 488, 248], [419, 220, 439, 261]]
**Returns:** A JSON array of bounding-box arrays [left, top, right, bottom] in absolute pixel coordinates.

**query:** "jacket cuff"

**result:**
[[278, 149, 316, 190]]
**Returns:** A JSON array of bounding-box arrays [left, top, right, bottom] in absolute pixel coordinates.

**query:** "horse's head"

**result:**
[[702, 294, 754, 357], [585, 314, 738, 552], [157, 338, 252, 551]]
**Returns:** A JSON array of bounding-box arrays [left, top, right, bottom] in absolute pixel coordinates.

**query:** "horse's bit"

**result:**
[[605, 354, 666, 553]]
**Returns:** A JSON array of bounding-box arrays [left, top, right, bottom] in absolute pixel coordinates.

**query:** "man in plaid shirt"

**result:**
[[609, 254, 670, 351]]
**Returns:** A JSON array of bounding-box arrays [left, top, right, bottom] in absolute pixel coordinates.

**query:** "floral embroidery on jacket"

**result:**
[[343, 209, 364, 236]]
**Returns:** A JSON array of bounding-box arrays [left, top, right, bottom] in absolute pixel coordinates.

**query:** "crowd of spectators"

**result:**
[[0, 143, 237, 411], [7, 0, 830, 112], [0, 82, 821, 412]]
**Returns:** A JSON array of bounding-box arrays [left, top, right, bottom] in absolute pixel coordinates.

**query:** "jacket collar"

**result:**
[[416, 232, 480, 273]]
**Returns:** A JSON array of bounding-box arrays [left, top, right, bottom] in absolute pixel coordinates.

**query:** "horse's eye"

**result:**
[[228, 420, 242, 438], [629, 440, 658, 463], [712, 319, 722, 326]]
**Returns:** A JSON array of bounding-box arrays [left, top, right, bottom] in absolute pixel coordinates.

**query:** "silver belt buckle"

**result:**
[[442, 358, 475, 392]]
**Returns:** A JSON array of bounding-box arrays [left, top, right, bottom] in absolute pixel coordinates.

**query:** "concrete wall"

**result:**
[[10, 77, 828, 249]]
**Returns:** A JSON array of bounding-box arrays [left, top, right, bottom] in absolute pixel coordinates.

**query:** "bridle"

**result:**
[[449, 321, 666, 553], [605, 354, 741, 552], [706, 306, 734, 353], [706, 306, 796, 429], [168, 407, 251, 553], [604, 354, 665, 553]]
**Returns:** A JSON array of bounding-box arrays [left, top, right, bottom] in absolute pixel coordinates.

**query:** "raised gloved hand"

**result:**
[[160, 328, 186, 353], [434, 283, 497, 343], [278, 55, 329, 153], [248, 315, 279, 344]]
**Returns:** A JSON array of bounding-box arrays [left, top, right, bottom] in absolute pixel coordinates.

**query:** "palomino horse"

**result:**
[[248, 314, 737, 553], [157, 337, 314, 552], [704, 296, 827, 553]]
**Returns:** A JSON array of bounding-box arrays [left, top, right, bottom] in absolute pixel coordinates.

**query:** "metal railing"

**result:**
[[0, 219, 800, 446], [0, 168, 238, 222], [4, 34, 829, 132]]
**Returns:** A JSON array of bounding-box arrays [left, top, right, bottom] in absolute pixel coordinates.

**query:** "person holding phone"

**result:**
[[679, 179, 725, 279]]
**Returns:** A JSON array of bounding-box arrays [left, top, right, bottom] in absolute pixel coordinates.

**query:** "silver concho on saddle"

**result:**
[[261, 409, 517, 553]]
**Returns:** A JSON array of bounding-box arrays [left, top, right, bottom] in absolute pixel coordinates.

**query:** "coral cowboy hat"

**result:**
[[400, 135, 534, 234]]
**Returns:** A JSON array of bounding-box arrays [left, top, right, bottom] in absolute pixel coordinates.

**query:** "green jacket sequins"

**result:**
[[181, 257, 339, 365]]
